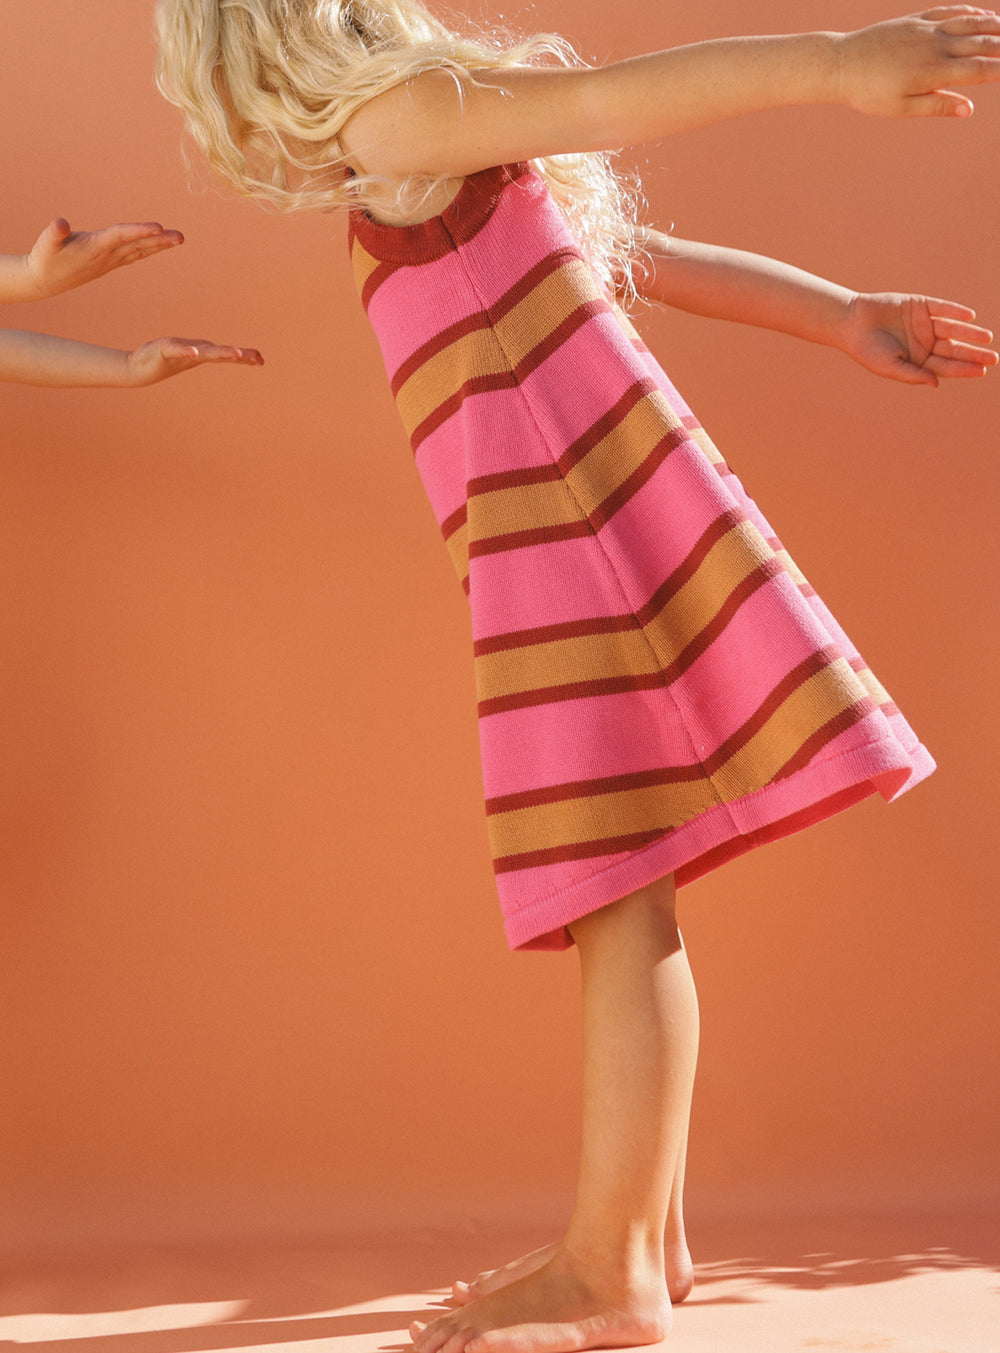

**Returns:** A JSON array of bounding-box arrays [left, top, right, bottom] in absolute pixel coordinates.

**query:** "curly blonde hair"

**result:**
[[154, 0, 642, 293]]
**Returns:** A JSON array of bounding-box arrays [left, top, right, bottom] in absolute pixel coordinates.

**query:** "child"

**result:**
[[154, 4, 998, 1350], [1, 215, 262, 384]]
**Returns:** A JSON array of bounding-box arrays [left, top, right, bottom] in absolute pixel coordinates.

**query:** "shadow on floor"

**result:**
[[0, 1213, 997, 1352], [684, 1209, 1000, 1298]]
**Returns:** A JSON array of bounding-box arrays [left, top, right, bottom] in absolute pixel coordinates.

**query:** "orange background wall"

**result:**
[[2, 0, 997, 1249]]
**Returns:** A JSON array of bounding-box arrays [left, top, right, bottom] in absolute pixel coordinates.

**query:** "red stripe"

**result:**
[[468, 519, 592, 559], [467, 462, 563, 497], [410, 371, 519, 451], [773, 697, 879, 782], [588, 425, 689, 530], [390, 247, 581, 395], [657, 557, 785, 686], [493, 828, 672, 874], [477, 554, 782, 717], [701, 645, 840, 777], [490, 247, 582, 322], [512, 299, 605, 382], [391, 310, 491, 395], [483, 644, 843, 815], [440, 503, 468, 541], [471, 509, 758, 656], [407, 300, 608, 454], [478, 671, 666, 719], [486, 762, 706, 816], [361, 260, 401, 313], [636, 509, 746, 627], [557, 378, 659, 474], [474, 612, 640, 658]]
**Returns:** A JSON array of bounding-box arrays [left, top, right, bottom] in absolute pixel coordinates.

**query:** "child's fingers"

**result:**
[[931, 316, 995, 346], [926, 353, 993, 377], [162, 338, 264, 364], [111, 231, 185, 261], [904, 88, 975, 115], [87, 223, 185, 255], [932, 10, 1000, 34], [936, 343, 995, 370], [924, 297, 978, 321], [95, 221, 182, 245]]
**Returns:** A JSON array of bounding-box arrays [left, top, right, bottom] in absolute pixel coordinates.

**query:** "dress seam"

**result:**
[[439, 210, 734, 839]]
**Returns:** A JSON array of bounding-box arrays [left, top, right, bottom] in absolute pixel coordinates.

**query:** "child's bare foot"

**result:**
[[415, 1246, 671, 1353], [452, 1239, 693, 1308]]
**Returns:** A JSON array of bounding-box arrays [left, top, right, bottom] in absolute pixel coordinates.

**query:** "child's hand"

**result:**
[[125, 337, 264, 387], [20, 218, 184, 301], [838, 7, 1000, 117], [840, 292, 997, 384]]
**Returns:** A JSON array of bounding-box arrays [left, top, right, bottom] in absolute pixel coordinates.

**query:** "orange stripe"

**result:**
[[392, 248, 585, 397], [588, 425, 689, 530], [391, 310, 491, 395], [511, 298, 606, 381], [411, 371, 519, 450], [657, 557, 784, 686], [483, 646, 842, 815], [701, 646, 840, 776], [774, 696, 878, 781], [490, 247, 583, 323], [557, 378, 659, 474], [637, 510, 745, 628], [362, 260, 401, 313]]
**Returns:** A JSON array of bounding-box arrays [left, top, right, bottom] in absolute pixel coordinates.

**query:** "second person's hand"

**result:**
[[20, 217, 185, 301], [125, 336, 265, 386]]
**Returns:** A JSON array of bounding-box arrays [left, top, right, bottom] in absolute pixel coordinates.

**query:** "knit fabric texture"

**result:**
[[349, 162, 935, 951]]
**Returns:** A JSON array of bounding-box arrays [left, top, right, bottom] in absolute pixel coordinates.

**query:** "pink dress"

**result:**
[[348, 162, 935, 951]]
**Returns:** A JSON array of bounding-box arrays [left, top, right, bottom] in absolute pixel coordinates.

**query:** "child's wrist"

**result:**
[[802, 30, 849, 107], [830, 290, 863, 353]]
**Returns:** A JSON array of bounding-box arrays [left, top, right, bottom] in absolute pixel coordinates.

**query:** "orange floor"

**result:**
[[1, 1212, 996, 1353]]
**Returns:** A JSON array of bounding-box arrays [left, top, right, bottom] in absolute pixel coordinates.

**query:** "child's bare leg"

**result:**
[[412, 875, 698, 1353]]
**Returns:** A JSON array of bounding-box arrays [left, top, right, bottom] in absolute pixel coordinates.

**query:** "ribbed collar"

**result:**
[[348, 162, 531, 264]]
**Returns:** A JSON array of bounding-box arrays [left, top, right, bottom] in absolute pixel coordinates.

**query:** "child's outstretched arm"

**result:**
[[342, 7, 1000, 177], [636, 231, 997, 387], [0, 218, 183, 304], [0, 330, 264, 387]]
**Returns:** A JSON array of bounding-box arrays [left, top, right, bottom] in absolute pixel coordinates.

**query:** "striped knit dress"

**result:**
[[349, 162, 935, 952]]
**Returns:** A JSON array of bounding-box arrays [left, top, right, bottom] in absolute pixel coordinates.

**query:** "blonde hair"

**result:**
[[154, 0, 642, 294]]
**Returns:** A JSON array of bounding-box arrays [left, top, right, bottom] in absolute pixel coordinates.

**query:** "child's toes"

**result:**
[[410, 1315, 449, 1353]]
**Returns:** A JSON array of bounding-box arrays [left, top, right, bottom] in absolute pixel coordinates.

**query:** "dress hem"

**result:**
[[503, 735, 936, 951]]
